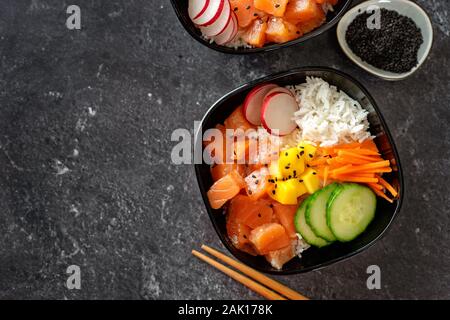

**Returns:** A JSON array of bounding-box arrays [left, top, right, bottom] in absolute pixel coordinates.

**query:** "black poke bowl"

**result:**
[[170, 0, 353, 54], [194, 67, 404, 274]]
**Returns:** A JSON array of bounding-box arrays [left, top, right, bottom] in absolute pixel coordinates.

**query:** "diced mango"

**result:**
[[265, 17, 301, 43], [267, 178, 307, 205], [298, 142, 317, 164], [300, 168, 320, 194], [269, 160, 283, 179], [278, 147, 305, 178], [254, 0, 289, 17]]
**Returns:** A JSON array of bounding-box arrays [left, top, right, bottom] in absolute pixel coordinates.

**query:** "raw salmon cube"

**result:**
[[228, 195, 273, 228], [254, 0, 289, 17], [272, 202, 298, 238], [242, 19, 268, 48], [224, 105, 255, 132], [249, 223, 291, 254], [265, 17, 301, 43], [207, 170, 245, 209], [265, 241, 297, 269], [230, 0, 261, 28], [284, 0, 325, 25]]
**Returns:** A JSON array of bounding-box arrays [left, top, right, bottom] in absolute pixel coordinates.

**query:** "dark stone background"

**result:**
[[0, 0, 448, 299]]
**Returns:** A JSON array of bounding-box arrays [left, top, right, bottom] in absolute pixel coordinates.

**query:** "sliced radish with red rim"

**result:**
[[261, 92, 299, 136], [243, 83, 278, 126], [188, 0, 210, 20], [264, 86, 294, 98], [193, 0, 225, 27], [200, 0, 231, 37], [214, 10, 235, 44]]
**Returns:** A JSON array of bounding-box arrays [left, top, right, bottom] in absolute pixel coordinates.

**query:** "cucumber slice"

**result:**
[[327, 183, 377, 242], [305, 183, 339, 242], [295, 197, 330, 248]]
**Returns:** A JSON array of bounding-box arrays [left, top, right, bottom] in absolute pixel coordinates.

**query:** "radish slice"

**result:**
[[261, 92, 299, 136], [200, 0, 230, 37], [188, 0, 209, 20], [243, 83, 279, 125], [214, 10, 234, 44], [228, 12, 238, 42], [193, 0, 224, 27], [264, 86, 294, 98]]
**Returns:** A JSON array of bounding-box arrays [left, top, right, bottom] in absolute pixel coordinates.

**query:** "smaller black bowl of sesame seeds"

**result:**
[[337, 0, 433, 80]]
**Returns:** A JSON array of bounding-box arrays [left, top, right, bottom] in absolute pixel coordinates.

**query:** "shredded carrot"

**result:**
[[331, 164, 353, 176], [334, 160, 390, 175], [371, 187, 394, 203], [356, 167, 393, 174], [337, 150, 383, 162], [335, 176, 379, 183], [309, 157, 328, 166], [367, 183, 384, 191], [360, 139, 379, 152], [378, 176, 398, 197], [337, 155, 373, 165], [345, 148, 380, 156]]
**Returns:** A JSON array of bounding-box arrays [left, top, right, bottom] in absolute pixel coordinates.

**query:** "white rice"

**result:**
[[288, 77, 373, 147]]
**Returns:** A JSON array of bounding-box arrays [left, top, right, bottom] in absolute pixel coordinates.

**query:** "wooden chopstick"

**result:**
[[192, 250, 286, 300], [201, 245, 308, 300]]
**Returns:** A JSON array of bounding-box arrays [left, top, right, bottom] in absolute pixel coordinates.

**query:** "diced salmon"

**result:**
[[284, 0, 325, 25], [203, 124, 232, 164], [249, 223, 291, 254], [207, 170, 246, 209], [242, 19, 268, 48], [272, 202, 298, 238], [228, 195, 273, 228], [244, 167, 270, 200], [224, 105, 255, 132], [265, 17, 301, 43], [254, 0, 289, 17], [229, 0, 260, 28], [227, 218, 252, 248], [265, 241, 297, 269], [211, 163, 245, 182], [297, 15, 325, 34]]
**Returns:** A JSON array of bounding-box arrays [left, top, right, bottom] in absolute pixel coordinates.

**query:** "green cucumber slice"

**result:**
[[295, 197, 329, 248], [305, 183, 339, 242], [327, 183, 377, 242]]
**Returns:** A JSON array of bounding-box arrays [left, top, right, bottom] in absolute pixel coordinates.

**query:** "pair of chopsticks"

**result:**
[[192, 245, 308, 300]]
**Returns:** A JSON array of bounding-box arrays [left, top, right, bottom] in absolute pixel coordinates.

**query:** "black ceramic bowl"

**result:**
[[195, 67, 404, 274], [170, 0, 353, 54]]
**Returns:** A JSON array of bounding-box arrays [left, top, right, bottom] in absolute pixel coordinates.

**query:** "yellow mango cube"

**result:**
[[298, 142, 317, 164], [300, 168, 320, 194]]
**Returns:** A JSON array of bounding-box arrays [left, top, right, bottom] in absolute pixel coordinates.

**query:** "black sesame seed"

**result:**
[[234, 7, 238, 11], [285, 152, 288, 156], [299, 179, 303, 183], [272, 190, 276, 195], [252, 174, 257, 179], [254, 180, 259, 185], [258, 213, 262, 218], [248, 190, 253, 195], [269, 204, 274, 208], [275, 184, 278, 189], [296, 154, 300, 159], [243, 235, 247, 239], [246, 5, 251, 9], [312, 172, 317, 175], [300, 151, 304, 156], [275, 4, 280, 8], [254, 13, 258, 16], [309, 154, 313, 158]]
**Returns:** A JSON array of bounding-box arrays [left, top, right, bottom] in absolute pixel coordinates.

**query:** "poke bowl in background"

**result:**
[[170, 0, 354, 54], [195, 67, 403, 274]]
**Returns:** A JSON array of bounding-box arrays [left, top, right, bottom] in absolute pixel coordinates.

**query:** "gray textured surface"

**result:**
[[0, 0, 449, 300]]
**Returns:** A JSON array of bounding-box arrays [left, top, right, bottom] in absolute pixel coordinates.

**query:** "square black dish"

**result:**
[[195, 67, 404, 274], [170, 0, 353, 54]]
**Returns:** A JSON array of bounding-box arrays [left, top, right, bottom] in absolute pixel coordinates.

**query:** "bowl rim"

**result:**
[[170, 0, 354, 54], [194, 67, 404, 274], [336, 0, 434, 81]]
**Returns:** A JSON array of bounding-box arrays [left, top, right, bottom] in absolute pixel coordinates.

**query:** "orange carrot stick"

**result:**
[[357, 167, 393, 174], [338, 150, 383, 162], [335, 176, 379, 183], [331, 164, 353, 176], [378, 176, 398, 197], [371, 187, 394, 203], [367, 183, 384, 191], [346, 148, 380, 156], [334, 160, 391, 175]]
